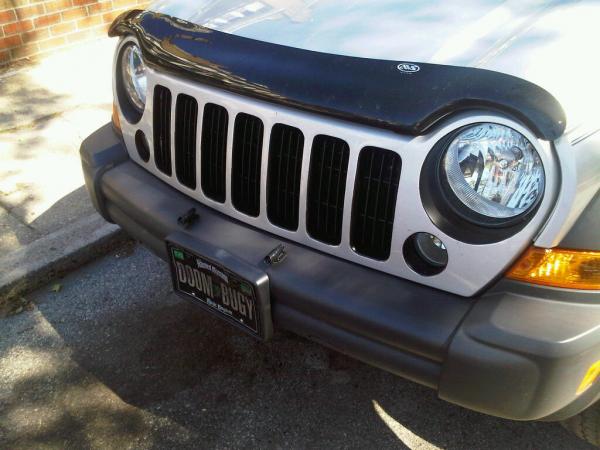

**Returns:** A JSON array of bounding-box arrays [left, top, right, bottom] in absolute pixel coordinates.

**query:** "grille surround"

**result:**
[[115, 45, 558, 297]]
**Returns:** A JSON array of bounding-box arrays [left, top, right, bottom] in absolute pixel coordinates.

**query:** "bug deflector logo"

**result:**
[[397, 63, 420, 74]]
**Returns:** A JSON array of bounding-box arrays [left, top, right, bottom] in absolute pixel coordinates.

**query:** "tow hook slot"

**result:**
[[177, 208, 199, 229], [265, 244, 287, 265]]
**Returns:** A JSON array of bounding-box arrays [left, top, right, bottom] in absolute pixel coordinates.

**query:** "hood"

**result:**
[[148, 0, 600, 138]]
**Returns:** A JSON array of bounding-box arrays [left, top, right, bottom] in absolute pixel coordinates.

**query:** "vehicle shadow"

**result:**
[[5, 243, 592, 449]]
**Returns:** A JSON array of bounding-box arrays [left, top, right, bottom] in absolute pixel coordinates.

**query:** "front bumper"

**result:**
[[82, 124, 600, 421]]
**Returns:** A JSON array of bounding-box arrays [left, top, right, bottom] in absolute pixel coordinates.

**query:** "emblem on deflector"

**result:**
[[397, 62, 420, 74]]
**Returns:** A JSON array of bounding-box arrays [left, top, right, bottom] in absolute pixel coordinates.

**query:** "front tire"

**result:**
[[562, 403, 600, 447]]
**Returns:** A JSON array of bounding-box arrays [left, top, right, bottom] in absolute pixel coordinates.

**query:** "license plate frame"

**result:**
[[166, 232, 272, 340]]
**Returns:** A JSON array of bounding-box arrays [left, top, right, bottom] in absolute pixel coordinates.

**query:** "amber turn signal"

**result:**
[[506, 246, 600, 290], [112, 102, 122, 133]]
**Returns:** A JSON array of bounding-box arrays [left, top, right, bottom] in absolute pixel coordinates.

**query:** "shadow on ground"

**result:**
[[0, 244, 592, 449], [0, 71, 66, 132]]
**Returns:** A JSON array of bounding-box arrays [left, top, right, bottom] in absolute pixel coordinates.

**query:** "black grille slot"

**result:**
[[175, 94, 198, 189], [153, 85, 172, 175], [351, 147, 401, 260], [306, 135, 350, 245], [200, 103, 228, 203], [267, 124, 304, 231], [231, 113, 264, 217]]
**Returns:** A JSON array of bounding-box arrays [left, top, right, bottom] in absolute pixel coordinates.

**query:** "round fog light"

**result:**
[[403, 233, 448, 276], [414, 233, 448, 268]]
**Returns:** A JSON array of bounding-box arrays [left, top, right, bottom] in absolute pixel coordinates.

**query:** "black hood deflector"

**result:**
[[110, 10, 565, 141]]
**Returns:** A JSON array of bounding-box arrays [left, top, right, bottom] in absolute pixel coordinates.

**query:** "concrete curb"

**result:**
[[0, 213, 129, 316]]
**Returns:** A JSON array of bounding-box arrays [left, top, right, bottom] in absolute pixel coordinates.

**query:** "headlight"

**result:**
[[120, 44, 147, 113], [443, 123, 544, 220]]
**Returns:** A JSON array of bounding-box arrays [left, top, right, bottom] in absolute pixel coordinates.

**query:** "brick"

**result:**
[[37, 34, 66, 50], [112, 0, 136, 8], [15, 4, 46, 18], [90, 22, 108, 33], [34, 12, 61, 27], [21, 27, 49, 42], [44, 0, 73, 13], [72, 0, 95, 5], [89, 21, 110, 33], [0, 9, 17, 24], [0, 49, 10, 64], [77, 13, 102, 28], [87, 1, 112, 14], [0, 0, 28, 8], [0, 34, 21, 49], [102, 8, 128, 23], [10, 42, 39, 58], [3, 19, 33, 35], [66, 27, 93, 43], [50, 20, 76, 35], [61, 6, 86, 21]]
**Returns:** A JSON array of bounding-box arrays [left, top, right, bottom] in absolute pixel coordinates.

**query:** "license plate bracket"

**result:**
[[166, 232, 272, 340]]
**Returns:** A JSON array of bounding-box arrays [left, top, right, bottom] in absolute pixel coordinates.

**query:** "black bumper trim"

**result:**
[[103, 177, 443, 388], [99, 161, 471, 363], [276, 304, 439, 388]]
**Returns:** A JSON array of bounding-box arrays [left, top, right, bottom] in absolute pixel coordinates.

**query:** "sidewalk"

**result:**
[[0, 38, 128, 314]]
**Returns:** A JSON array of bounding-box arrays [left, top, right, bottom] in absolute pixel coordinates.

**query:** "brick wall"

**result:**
[[0, 0, 150, 66]]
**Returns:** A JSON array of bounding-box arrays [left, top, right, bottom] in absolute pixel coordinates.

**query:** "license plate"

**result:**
[[167, 240, 269, 338]]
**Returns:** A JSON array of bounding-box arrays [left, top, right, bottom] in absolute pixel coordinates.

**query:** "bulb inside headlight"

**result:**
[[443, 123, 545, 220], [120, 43, 147, 113]]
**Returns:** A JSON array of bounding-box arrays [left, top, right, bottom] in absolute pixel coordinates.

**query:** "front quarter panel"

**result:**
[[535, 130, 600, 250], [440, 281, 600, 420]]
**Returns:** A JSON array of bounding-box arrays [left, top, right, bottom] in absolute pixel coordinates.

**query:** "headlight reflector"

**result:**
[[120, 44, 147, 113], [443, 123, 544, 220]]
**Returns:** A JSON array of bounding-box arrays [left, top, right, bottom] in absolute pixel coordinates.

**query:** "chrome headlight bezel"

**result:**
[[116, 41, 146, 123], [420, 122, 546, 244]]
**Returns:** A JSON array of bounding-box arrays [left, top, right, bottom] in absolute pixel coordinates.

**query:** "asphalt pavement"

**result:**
[[0, 241, 593, 449]]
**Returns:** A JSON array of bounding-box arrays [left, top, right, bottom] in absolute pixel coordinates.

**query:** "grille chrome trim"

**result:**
[[115, 38, 559, 297]]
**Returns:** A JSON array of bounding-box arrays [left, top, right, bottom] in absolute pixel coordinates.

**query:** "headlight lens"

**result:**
[[121, 44, 147, 113], [443, 123, 544, 219]]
